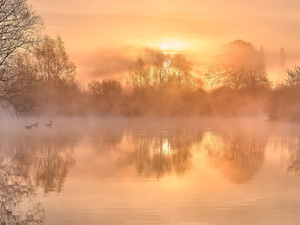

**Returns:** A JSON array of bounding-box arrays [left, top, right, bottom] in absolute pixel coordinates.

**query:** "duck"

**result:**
[[25, 125, 32, 129], [31, 122, 38, 127], [45, 121, 52, 127]]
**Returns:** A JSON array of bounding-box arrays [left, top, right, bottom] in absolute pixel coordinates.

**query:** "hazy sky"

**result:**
[[29, 0, 300, 84]]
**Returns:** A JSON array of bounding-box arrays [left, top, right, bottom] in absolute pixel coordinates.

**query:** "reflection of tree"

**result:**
[[206, 132, 266, 183], [33, 143, 75, 193], [127, 130, 203, 178], [0, 132, 78, 223], [88, 128, 124, 151], [0, 156, 44, 224], [11, 134, 77, 193], [285, 140, 300, 176], [271, 134, 300, 176]]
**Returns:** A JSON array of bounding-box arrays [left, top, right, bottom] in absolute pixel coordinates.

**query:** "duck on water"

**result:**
[[31, 122, 38, 127], [25, 125, 32, 129]]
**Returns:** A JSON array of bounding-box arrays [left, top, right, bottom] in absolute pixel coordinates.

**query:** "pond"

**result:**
[[1, 117, 300, 224]]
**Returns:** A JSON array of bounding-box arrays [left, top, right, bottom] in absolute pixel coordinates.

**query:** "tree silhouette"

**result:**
[[279, 47, 286, 84], [128, 51, 201, 94], [205, 40, 271, 90], [12, 35, 81, 115], [128, 56, 152, 94], [0, 51, 37, 114], [265, 69, 300, 121], [124, 52, 204, 116], [286, 66, 300, 87], [87, 78, 123, 115], [260, 46, 266, 69], [0, 0, 43, 114], [88, 79, 122, 97], [34, 35, 76, 86]]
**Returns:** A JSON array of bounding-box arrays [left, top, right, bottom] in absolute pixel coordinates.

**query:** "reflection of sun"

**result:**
[[149, 139, 173, 157], [162, 140, 171, 154], [163, 59, 171, 68]]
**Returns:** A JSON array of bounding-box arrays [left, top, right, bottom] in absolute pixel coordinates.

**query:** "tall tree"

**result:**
[[128, 56, 151, 93], [0, 0, 43, 113], [128, 51, 200, 93], [34, 35, 76, 86], [279, 47, 286, 84], [205, 40, 271, 90], [260, 46, 266, 69], [12, 35, 78, 115]]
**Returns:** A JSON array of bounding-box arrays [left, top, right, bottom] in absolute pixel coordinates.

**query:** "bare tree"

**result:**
[[128, 51, 201, 94], [34, 35, 76, 86], [0, 0, 43, 113], [205, 40, 271, 90], [87, 78, 122, 97], [11, 35, 79, 114], [128, 56, 152, 93], [1, 51, 38, 114], [169, 53, 199, 92]]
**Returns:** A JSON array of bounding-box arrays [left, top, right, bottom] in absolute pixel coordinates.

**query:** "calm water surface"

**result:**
[[1, 118, 300, 224]]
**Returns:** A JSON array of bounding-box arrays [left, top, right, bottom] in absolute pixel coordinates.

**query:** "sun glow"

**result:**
[[149, 38, 190, 52]]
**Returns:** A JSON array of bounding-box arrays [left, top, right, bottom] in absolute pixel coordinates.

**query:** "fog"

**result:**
[[3, 0, 300, 224], [29, 0, 300, 86], [1, 116, 299, 184], [2, 116, 300, 224]]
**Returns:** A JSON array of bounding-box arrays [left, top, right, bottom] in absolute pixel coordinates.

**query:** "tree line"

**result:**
[[1, 0, 300, 119]]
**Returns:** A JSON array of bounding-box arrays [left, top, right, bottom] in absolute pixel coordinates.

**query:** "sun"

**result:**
[[148, 38, 190, 52], [159, 38, 189, 51]]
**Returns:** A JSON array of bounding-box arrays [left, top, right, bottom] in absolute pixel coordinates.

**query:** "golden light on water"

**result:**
[[3, 0, 300, 223], [163, 59, 171, 68], [162, 140, 171, 154], [148, 139, 173, 156]]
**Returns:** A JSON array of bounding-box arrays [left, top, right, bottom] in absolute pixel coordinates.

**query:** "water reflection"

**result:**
[[89, 127, 124, 150], [4, 119, 300, 225], [267, 126, 300, 176], [0, 132, 79, 224], [0, 160, 44, 224], [125, 130, 203, 178], [86, 123, 270, 182], [205, 131, 267, 183], [279, 136, 300, 176]]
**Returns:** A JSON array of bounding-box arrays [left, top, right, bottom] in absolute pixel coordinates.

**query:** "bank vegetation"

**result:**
[[1, 0, 300, 120]]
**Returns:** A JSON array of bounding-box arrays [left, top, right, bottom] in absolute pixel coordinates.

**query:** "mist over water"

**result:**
[[1, 0, 300, 224], [1, 117, 300, 224]]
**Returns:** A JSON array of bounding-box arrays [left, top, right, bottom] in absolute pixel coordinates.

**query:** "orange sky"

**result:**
[[29, 0, 300, 85]]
